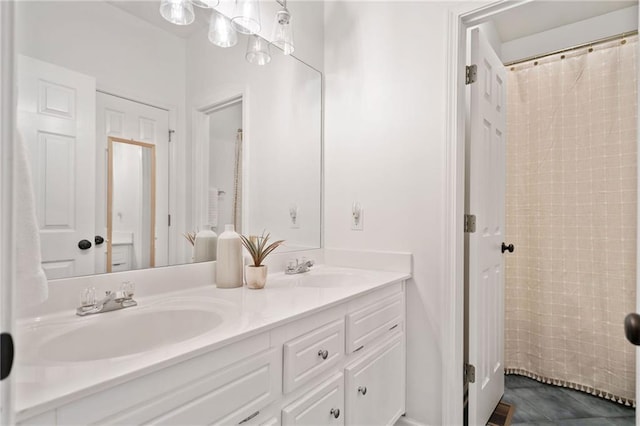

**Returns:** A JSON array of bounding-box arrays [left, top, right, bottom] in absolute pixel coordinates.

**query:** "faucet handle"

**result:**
[[120, 281, 135, 299], [80, 287, 96, 307]]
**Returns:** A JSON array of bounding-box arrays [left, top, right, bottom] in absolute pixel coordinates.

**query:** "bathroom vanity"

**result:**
[[15, 266, 408, 425]]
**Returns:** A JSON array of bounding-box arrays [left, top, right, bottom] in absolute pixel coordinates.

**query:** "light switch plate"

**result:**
[[351, 203, 363, 231], [289, 204, 300, 228]]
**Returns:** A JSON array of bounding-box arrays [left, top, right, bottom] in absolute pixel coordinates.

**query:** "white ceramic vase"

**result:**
[[193, 228, 217, 262], [216, 224, 243, 288], [245, 265, 268, 289]]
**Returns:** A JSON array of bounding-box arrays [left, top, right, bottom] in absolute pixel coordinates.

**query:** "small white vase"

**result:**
[[245, 265, 268, 289]]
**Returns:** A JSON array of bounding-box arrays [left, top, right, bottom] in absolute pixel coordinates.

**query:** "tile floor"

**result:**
[[502, 375, 635, 426]]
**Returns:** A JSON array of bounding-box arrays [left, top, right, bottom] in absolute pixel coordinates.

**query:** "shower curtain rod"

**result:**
[[504, 30, 638, 67]]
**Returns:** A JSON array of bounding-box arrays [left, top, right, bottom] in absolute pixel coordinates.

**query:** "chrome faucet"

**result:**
[[76, 282, 137, 316], [285, 258, 314, 275]]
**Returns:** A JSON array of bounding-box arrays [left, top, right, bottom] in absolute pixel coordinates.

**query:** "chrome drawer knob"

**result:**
[[318, 349, 329, 360], [358, 386, 367, 395], [330, 408, 340, 419]]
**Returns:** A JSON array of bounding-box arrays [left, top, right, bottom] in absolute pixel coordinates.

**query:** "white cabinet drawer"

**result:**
[[58, 333, 270, 425], [283, 319, 344, 393], [145, 348, 281, 425], [346, 293, 403, 353], [282, 373, 344, 425], [345, 334, 404, 426]]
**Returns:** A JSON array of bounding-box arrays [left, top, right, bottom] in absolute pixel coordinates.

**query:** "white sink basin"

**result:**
[[39, 308, 224, 362]]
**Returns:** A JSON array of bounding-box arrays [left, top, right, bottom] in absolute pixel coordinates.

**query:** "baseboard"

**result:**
[[394, 415, 429, 426]]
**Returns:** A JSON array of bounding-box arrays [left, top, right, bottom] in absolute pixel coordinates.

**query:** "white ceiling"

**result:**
[[107, 1, 210, 38], [492, 1, 637, 42]]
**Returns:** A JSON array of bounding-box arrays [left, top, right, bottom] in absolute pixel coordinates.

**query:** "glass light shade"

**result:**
[[246, 35, 271, 66], [191, 0, 219, 8], [231, 0, 261, 35], [208, 11, 238, 48], [160, 0, 195, 25], [270, 9, 294, 55]]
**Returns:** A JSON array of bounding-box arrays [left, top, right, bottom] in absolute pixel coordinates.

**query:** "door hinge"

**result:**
[[168, 129, 175, 142], [464, 214, 476, 233], [465, 64, 477, 85], [464, 363, 476, 384], [168, 214, 171, 227]]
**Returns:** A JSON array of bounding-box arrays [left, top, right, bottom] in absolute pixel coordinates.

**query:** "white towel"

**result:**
[[15, 132, 48, 306], [208, 187, 219, 229]]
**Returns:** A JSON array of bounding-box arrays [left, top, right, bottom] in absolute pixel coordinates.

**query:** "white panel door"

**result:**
[[467, 28, 507, 426], [16, 55, 96, 279], [96, 93, 169, 270]]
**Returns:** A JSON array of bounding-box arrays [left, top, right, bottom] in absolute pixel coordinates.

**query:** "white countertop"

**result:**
[[14, 265, 410, 420]]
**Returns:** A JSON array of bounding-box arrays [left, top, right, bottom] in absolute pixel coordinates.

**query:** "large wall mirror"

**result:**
[[15, 1, 322, 280]]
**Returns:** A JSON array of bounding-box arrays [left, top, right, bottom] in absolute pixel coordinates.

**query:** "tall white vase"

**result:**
[[215, 224, 243, 288]]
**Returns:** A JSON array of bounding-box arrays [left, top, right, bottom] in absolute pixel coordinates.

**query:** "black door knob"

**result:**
[[95, 235, 104, 245], [78, 239, 92, 250], [501, 242, 514, 253], [625, 313, 640, 345], [1, 333, 14, 381]]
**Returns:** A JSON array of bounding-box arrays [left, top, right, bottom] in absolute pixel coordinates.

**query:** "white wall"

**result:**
[[501, 5, 638, 63], [15, 1, 189, 266], [324, 2, 455, 423]]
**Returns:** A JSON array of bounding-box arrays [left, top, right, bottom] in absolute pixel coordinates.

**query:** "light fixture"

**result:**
[[160, 0, 195, 25], [271, 1, 294, 55], [191, 0, 219, 8], [246, 35, 271, 66], [231, 0, 261, 35], [208, 10, 238, 48]]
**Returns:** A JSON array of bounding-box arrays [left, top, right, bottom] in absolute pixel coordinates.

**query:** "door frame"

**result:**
[[191, 90, 249, 234], [0, 1, 16, 424], [443, 0, 640, 424]]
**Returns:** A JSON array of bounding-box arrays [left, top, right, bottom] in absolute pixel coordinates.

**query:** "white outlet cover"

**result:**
[[351, 208, 363, 231]]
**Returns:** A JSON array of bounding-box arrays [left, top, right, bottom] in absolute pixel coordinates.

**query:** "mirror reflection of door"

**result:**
[[97, 92, 170, 274], [107, 137, 155, 272], [207, 99, 243, 234]]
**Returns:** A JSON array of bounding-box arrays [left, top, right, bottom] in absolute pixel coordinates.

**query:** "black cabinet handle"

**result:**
[[78, 239, 92, 250], [1, 333, 14, 380], [501, 242, 514, 253], [95, 235, 104, 245], [330, 408, 340, 419]]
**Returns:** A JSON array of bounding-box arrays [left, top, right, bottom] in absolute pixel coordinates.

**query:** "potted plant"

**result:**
[[239, 231, 285, 289]]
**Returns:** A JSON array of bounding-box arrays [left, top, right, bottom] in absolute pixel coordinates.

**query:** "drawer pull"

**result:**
[[238, 410, 259, 424], [318, 349, 329, 360], [354, 345, 364, 352], [389, 324, 399, 331], [330, 408, 340, 419], [358, 386, 368, 396]]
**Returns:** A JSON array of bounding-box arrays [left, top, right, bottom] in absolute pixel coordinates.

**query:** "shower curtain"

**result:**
[[505, 35, 638, 405]]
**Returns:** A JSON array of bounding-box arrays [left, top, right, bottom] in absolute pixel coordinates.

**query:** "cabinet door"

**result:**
[[344, 335, 404, 426], [282, 373, 344, 425]]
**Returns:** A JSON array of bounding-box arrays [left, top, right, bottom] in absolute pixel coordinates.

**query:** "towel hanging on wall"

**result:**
[[15, 131, 48, 306]]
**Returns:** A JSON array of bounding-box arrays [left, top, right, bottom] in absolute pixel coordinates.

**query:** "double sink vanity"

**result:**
[[15, 264, 409, 425]]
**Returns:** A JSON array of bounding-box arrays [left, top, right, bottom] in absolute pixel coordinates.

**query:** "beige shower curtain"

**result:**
[[505, 35, 638, 405]]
